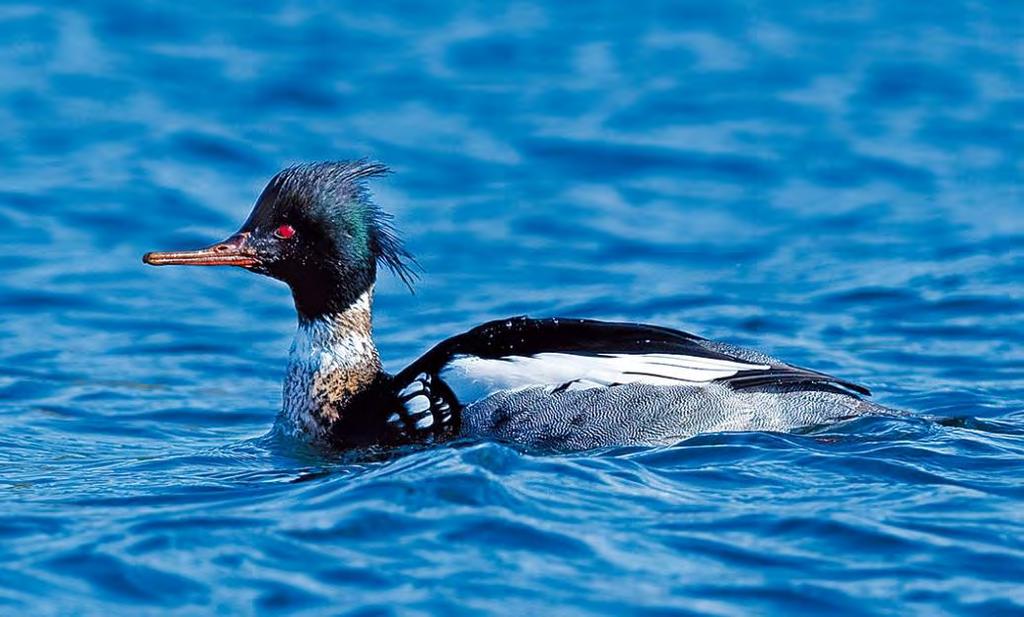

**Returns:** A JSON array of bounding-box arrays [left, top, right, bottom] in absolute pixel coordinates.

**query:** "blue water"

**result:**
[[2, 1, 1023, 614]]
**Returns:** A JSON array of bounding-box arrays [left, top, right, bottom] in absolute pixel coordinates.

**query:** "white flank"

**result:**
[[441, 352, 770, 405]]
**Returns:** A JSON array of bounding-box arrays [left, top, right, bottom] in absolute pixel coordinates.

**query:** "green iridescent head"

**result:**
[[144, 161, 417, 320]]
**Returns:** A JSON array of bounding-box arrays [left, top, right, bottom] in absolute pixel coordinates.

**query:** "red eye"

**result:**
[[274, 224, 296, 239]]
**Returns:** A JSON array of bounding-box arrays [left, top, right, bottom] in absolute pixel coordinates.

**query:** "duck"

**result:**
[[143, 160, 896, 451]]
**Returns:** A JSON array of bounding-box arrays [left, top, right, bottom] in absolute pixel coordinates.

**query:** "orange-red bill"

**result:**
[[143, 235, 256, 267]]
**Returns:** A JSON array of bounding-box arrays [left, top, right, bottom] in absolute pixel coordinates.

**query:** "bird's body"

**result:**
[[144, 160, 898, 452], [275, 293, 892, 450]]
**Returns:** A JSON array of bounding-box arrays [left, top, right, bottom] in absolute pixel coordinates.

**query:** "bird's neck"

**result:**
[[283, 288, 383, 438]]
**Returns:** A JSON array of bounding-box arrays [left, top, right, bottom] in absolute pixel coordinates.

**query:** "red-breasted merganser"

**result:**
[[144, 161, 895, 451]]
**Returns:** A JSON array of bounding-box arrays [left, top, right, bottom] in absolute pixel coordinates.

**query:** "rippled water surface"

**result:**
[[2, 1, 1023, 614]]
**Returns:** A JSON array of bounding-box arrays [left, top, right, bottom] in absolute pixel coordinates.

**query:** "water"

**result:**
[[2, 1, 1023, 614]]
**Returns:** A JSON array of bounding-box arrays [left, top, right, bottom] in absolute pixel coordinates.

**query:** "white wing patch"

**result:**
[[441, 352, 770, 405]]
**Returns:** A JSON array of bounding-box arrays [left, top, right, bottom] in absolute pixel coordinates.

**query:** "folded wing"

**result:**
[[395, 316, 870, 410]]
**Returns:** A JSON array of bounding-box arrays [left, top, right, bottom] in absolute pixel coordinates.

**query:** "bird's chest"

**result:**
[[282, 328, 380, 439]]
